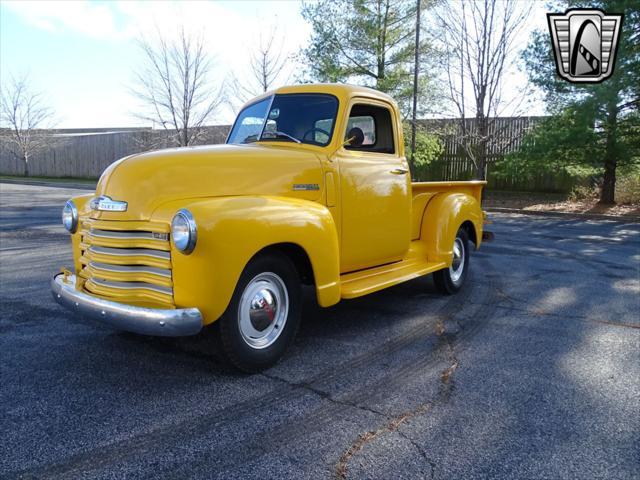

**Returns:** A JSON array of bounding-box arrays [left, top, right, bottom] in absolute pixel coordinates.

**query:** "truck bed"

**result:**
[[410, 181, 485, 240], [412, 180, 485, 202], [341, 180, 487, 298]]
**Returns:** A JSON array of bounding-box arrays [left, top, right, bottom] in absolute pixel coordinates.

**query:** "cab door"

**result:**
[[336, 99, 411, 273]]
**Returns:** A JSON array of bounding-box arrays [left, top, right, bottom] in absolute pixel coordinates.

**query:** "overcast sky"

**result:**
[[1, 0, 548, 128]]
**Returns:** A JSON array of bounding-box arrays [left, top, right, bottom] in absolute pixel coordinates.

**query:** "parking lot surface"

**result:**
[[1, 182, 639, 479]]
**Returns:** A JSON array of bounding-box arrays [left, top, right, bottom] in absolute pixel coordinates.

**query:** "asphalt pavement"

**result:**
[[1, 182, 638, 479]]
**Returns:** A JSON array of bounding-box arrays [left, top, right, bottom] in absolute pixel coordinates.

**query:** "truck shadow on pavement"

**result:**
[[108, 276, 451, 378]]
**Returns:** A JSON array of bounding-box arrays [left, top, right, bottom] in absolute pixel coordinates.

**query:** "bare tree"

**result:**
[[251, 27, 288, 93], [132, 27, 224, 147], [0, 75, 55, 176], [228, 27, 289, 112], [433, 0, 531, 179]]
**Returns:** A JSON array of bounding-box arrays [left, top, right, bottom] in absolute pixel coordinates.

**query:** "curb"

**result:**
[[0, 179, 96, 190], [485, 207, 640, 222]]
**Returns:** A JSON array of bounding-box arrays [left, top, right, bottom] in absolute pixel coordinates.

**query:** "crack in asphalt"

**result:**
[[592, 320, 640, 330], [333, 316, 460, 480], [334, 401, 437, 480], [262, 367, 450, 480], [475, 285, 638, 330], [474, 298, 640, 331], [395, 428, 437, 480], [260, 372, 389, 419], [482, 242, 637, 276]]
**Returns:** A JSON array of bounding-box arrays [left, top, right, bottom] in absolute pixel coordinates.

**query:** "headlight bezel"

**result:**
[[62, 200, 78, 233], [171, 209, 197, 254]]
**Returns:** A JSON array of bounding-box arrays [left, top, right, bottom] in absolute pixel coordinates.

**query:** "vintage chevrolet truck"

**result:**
[[52, 84, 488, 372]]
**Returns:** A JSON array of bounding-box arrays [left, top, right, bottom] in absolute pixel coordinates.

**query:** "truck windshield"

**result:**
[[227, 93, 339, 146]]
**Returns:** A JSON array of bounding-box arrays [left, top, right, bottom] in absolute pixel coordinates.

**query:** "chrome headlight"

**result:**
[[62, 200, 78, 233], [171, 209, 197, 254]]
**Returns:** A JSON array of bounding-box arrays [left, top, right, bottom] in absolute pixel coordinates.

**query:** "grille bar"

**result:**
[[81, 218, 170, 233], [88, 278, 173, 296], [81, 229, 171, 251], [89, 229, 169, 242], [88, 246, 170, 260], [89, 262, 171, 278]]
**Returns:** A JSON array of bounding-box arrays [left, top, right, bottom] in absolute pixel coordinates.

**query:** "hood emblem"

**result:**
[[90, 196, 128, 212], [293, 184, 320, 191]]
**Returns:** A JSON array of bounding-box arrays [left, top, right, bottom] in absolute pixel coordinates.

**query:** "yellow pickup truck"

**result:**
[[52, 84, 488, 371]]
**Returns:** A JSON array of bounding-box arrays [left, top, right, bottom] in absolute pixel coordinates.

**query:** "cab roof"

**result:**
[[244, 83, 397, 109]]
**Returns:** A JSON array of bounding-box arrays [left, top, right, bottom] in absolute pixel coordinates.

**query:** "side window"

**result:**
[[347, 116, 375, 145], [344, 104, 395, 154]]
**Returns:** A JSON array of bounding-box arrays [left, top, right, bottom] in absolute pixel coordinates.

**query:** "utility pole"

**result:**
[[410, 0, 421, 176]]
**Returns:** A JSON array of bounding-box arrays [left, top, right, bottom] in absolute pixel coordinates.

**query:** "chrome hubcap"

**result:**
[[449, 237, 465, 284], [238, 272, 288, 349]]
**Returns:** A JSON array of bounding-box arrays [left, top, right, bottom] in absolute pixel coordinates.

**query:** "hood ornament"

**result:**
[[90, 195, 128, 212]]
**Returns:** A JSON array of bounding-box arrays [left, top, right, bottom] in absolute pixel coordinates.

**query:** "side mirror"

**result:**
[[330, 135, 357, 158], [343, 135, 356, 147]]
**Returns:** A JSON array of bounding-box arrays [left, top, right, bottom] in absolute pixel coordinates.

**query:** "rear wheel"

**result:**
[[218, 252, 301, 373], [433, 227, 470, 295]]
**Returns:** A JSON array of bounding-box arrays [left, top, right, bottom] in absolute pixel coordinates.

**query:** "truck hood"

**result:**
[[91, 143, 324, 221]]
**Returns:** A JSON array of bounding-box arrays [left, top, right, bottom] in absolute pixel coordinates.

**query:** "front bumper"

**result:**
[[51, 273, 203, 336]]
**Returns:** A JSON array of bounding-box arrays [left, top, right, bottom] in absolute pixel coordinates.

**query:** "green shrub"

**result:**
[[403, 123, 443, 179], [616, 168, 640, 204], [566, 168, 640, 204], [568, 185, 599, 202]]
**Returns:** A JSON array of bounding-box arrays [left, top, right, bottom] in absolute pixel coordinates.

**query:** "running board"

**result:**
[[340, 259, 446, 299]]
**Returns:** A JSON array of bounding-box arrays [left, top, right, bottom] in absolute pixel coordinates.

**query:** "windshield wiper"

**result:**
[[261, 131, 301, 144]]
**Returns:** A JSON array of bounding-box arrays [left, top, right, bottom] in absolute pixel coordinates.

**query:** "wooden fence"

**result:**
[[412, 116, 578, 192], [0, 126, 230, 179], [0, 117, 575, 192]]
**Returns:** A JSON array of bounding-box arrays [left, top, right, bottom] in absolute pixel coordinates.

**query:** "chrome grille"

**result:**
[[78, 220, 174, 307]]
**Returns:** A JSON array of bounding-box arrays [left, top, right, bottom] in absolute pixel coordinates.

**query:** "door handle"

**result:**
[[390, 168, 408, 175]]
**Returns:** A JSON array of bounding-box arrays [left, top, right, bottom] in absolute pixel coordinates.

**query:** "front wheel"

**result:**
[[433, 227, 470, 295], [218, 252, 301, 373]]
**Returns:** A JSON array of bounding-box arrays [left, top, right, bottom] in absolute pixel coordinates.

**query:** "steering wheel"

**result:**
[[302, 127, 331, 143]]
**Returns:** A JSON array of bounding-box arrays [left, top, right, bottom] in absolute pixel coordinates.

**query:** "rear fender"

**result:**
[[420, 193, 483, 265], [153, 196, 341, 325]]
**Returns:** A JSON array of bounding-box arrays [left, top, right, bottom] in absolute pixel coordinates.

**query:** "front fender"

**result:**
[[420, 193, 483, 265], [153, 196, 341, 325]]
